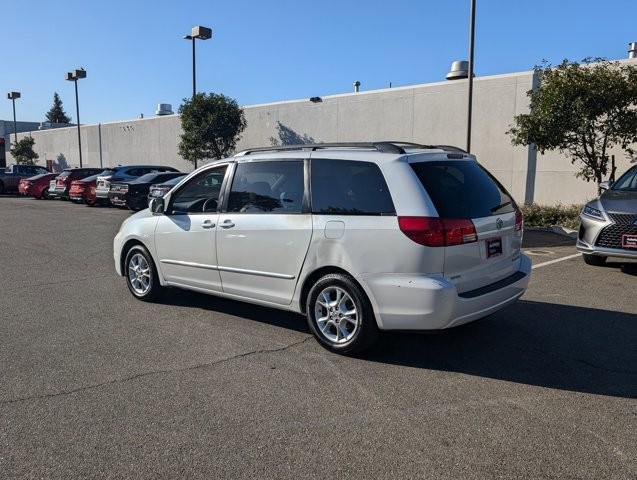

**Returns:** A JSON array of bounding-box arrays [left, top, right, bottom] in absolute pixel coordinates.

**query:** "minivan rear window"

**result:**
[[410, 161, 515, 219]]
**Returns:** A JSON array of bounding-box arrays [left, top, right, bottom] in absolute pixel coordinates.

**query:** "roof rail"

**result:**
[[234, 142, 467, 156]]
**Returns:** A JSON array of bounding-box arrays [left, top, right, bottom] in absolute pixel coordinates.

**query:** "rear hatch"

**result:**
[[410, 159, 523, 294]]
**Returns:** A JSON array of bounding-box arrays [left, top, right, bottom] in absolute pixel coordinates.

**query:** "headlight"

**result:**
[[582, 205, 605, 220]]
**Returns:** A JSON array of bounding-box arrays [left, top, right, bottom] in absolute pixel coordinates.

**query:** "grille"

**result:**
[[596, 222, 637, 250], [607, 212, 637, 225]]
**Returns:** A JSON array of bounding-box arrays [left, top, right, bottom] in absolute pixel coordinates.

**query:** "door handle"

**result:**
[[201, 220, 215, 229], [220, 220, 235, 229]]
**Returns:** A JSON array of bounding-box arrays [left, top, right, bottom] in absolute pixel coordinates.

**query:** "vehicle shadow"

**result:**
[[158, 288, 636, 398], [523, 230, 575, 248], [366, 300, 637, 398], [159, 288, 310, 334]]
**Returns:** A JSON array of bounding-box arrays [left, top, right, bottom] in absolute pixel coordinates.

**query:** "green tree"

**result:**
[[10, 137, 40, 165], [178, 93, 247, 168], [45, 92, 71, 124], [508, 59, 637, 191]]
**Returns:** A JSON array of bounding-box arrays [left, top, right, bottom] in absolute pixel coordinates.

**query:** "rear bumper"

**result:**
[[360, 254, 531, 330], [49, 186, 67, 198], [96, 189, 110, 199]]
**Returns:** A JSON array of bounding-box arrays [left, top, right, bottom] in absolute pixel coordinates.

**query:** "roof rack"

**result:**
[[234, 142, 467, 156]]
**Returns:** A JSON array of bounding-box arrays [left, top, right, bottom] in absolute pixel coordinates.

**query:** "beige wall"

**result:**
[[13, 60, 637, 205]]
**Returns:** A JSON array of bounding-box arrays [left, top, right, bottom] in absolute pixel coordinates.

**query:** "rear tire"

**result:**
[[583, 254, 606, 266], [306, 273, 379, 355], [124, 245, 163, 301]]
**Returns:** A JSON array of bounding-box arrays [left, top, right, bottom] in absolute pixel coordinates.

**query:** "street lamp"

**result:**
[[65, 68, 87, 167], [6, 91, 21, 145], [466, 0, 476, 153], [183, 25, 212, 98]]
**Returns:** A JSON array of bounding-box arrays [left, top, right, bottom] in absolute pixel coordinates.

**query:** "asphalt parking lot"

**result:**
[[1, 197, 636, 479]]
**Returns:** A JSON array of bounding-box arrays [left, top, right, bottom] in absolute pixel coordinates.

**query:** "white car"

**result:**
[[114, 142, 531, 354]]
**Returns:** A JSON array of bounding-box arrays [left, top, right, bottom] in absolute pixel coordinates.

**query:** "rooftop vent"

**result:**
[[155, 103, 173, 116], [446, 60, 469, 80], [629, 42, 637, 59], [353, 80, 361, 92]]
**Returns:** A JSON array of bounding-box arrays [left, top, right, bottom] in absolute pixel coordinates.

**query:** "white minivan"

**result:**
[[114, 142, 531, 353]]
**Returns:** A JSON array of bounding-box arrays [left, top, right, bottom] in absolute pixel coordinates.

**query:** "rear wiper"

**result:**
[[490, 201, 512, 213]]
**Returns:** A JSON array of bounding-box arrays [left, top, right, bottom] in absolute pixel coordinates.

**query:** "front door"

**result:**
[[154, 165, 228, 292], [216, 159, 312, 305]]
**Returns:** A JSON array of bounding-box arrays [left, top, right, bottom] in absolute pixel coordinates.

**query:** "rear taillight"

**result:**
[[514, 208, 523, 232], [398, 217, 477, 247]]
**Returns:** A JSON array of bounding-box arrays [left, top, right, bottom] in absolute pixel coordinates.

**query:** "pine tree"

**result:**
[[45, 92, 71, 124]]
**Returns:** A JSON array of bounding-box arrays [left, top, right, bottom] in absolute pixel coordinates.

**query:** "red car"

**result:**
[[49, 168, 104, 200], [19, 173, 58, 199], [69, 170, 112, 206]]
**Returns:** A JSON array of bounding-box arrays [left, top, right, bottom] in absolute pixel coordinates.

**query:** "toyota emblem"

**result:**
[[496, 218, 504, 230]]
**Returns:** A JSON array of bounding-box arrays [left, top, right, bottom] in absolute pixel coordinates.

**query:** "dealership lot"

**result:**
[[0, 197, 635, 479]]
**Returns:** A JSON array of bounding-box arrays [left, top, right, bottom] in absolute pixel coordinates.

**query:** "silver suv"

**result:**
[[577, 165, 637, 265], [114, 142, 531, 353]]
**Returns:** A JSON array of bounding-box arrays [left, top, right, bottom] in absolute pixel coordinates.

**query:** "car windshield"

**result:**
[[611, 167, 637, 191], [29, 173, 51, 180], [58, 170, 72, 178], [136, 172, 181, 183]]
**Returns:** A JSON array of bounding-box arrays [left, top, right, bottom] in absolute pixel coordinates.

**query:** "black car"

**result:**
[[147, 174, 186, 201], [109, 172, 184, 211]]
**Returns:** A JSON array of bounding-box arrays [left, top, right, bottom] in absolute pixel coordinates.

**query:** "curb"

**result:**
[[526, 226, 578, 239]]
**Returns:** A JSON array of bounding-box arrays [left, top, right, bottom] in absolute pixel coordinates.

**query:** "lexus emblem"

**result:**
[[496, 218, 504, 230]]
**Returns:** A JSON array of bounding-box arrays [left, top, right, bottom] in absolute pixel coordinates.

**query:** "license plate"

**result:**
[[486, 237, 503, 258], [622, 234, 637, 249]]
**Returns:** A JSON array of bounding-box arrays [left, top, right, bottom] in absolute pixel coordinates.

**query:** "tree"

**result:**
[[10, 137, 39, 165], [45, 92, 71, 124], [178, 93, 247, 168], [508, 59, 637, 191]]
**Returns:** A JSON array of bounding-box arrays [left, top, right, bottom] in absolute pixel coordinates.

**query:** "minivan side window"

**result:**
[[170, 165, 228, 214], [311, 159, 395, 215], [227, 161, 304, 214]]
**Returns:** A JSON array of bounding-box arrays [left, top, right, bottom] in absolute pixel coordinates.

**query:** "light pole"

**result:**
[[7, 91, 21, 145], [65, 68, 87, 167], [183, 26, 212, 169], [183, 25, 212, 99], [466, 0, 476, 153]]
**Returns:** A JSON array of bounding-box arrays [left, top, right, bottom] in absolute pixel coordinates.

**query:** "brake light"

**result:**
[[398, 217, 477, 247], [514, 208, 523, 232]]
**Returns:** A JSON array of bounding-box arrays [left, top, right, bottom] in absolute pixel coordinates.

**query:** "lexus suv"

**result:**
[[113, 142, 530, 354], [577, 165, 637, 265]]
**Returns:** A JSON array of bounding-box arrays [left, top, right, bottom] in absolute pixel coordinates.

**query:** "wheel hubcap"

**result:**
[[127, 253, 151, 295], [314, 286, 358, 344]]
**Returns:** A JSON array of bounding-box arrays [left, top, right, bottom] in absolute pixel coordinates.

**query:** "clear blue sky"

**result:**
[[2, 0, 635, 124]]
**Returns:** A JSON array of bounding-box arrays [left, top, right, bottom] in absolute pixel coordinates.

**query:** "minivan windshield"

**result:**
[[410, 160, 516, 218]]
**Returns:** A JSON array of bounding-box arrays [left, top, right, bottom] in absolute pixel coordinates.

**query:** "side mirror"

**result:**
[[149, 196, 165, 214], [599, 181, 612, 192]]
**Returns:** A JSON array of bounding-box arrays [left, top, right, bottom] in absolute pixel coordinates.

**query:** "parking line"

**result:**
[[532, 253, 581, 270]]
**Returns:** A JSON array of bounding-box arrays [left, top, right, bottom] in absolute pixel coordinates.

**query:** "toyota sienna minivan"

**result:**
[[114, 142, 530, 354]]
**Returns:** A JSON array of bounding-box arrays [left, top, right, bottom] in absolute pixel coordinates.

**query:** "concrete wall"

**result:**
[[12, 61, 637, 205]]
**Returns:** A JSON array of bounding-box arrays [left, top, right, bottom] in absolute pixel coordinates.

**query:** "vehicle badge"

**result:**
[[496, 218, 504, 230]]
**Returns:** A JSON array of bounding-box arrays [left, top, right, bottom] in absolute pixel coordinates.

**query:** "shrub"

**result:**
[[521, 204, 582, 229]]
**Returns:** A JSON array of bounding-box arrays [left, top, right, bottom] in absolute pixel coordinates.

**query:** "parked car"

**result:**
[[108, 172, 184, 211], [114, 142, 530, 354], [0, 164, 49, 194], [148, 175, 187, 201], [19, 173, 58, 199], [69, 169, 114, 206], [577, 165, 637, 265], [48, 168, 104, 199], [95, 165, 180, 206]]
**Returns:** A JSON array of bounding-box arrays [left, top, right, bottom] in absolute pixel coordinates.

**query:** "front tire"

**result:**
[[124, 245, 162, 301], [583, 254, 606, 266], [306, 273, 379, 355]]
